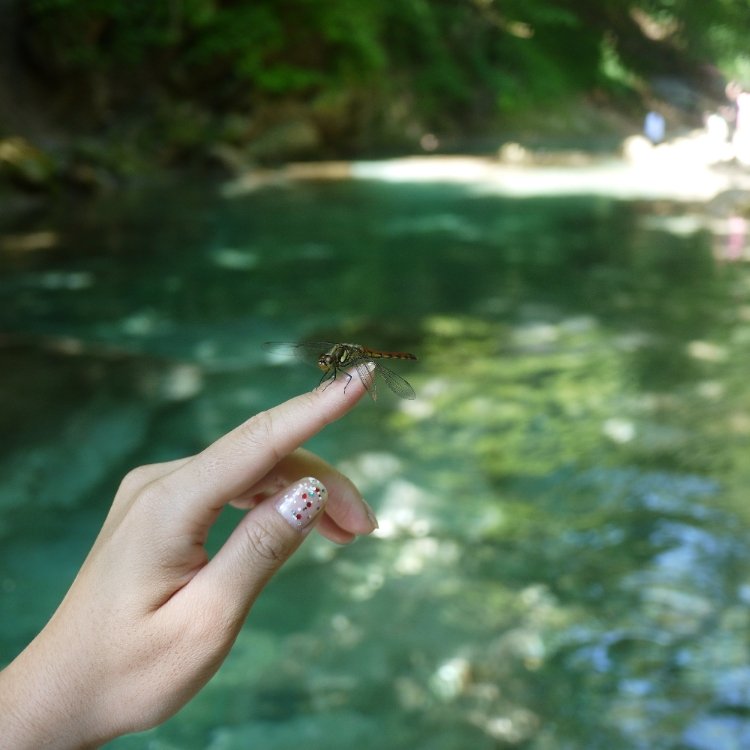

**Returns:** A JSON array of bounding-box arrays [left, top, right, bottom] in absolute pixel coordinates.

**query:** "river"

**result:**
[[2, 161, 750, 749]]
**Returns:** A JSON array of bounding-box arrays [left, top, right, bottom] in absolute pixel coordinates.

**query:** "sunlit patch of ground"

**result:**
[[223, 129, 750, 203]]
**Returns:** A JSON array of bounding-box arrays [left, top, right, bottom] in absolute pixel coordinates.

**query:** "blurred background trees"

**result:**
[[2, 0, 750, 180]]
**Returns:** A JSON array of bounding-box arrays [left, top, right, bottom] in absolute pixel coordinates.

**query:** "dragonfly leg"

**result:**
[[318, 371, 333, 390], [333, 368, 353, 392], [317, 369, 350, 392]]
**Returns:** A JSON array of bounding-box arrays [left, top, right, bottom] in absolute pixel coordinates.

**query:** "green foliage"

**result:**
[[23, 0, 386, 97], [638, 0, 750, 69], [18, 0, 750, 152], [25, 0, 181, 67]]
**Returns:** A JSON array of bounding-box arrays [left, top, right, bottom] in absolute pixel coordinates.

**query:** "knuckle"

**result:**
[[117, 464, 154, 496], [241, 522, 286, 570], [237, 409, 283, 464], [240, 408, 274, 444], [140, 473, 167, 499], [119, 466, 143, 489], [132, 475, 172, 509]]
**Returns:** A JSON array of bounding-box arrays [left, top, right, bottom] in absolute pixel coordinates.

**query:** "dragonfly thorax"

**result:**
[[317, 343, 361, 372]]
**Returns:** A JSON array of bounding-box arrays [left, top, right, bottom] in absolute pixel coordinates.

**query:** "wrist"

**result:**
[[0, 635, 103, 750]]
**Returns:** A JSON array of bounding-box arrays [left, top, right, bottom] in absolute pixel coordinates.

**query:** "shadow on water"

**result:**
[[3, 175, 750, 748]]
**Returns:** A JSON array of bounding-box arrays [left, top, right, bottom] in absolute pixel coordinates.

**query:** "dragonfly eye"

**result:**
[[317, 354, 333, 371]]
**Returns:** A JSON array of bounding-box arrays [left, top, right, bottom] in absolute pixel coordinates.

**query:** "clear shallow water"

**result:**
[[2, 175, 750, 748]]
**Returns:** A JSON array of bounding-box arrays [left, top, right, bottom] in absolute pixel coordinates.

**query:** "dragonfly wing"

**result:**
[[374, 363, 416, 400], [354, 360, 378, 400], [262, 342, 335, 366]]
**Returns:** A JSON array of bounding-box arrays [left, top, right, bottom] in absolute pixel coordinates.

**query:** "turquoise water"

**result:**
[[2, 175, 750, 749]]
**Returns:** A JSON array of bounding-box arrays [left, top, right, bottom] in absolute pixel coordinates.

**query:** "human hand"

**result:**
[[0, 374, 377, 749]]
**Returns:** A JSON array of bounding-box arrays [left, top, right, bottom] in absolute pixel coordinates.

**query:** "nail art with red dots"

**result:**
[[275, 477, 328, 531]]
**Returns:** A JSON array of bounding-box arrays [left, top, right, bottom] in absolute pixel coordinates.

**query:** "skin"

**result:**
[[0, 372, 377, 749]]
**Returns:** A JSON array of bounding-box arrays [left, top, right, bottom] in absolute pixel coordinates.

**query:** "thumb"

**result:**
[[197, 477, 328, 619]]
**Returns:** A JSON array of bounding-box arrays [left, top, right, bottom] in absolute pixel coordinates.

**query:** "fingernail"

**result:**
[[362, 498, 379, 530], [275, 477, 328, 531]]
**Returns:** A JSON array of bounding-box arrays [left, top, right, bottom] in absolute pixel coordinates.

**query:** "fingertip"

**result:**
[[316, 513, 358, 545], [311, 365, 371, 412], [361, 499, 379, 532]]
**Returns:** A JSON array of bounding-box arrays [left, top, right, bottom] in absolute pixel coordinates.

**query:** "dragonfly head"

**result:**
[[317, 353, 335, 373]]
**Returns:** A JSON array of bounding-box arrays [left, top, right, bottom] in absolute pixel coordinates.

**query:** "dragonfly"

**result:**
[[263, 342, 417, 400]]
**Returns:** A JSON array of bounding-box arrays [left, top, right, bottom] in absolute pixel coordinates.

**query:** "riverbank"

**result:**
[[217, 123, 750, 206]]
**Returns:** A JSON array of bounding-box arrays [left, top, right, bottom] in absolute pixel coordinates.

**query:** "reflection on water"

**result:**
[[2, 177, 750, 749]]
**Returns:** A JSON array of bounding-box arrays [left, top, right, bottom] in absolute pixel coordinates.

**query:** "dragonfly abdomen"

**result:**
[[361, 349, 418, 361]]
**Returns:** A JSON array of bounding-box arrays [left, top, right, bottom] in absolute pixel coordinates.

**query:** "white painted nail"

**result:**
[[274, 477, 327, 531]]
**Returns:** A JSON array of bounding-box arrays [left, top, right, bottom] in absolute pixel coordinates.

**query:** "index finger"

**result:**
[[157, 370, 370, 530]]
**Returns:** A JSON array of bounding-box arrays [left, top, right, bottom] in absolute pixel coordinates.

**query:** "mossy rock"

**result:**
[[0, 137, 57, 190]]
